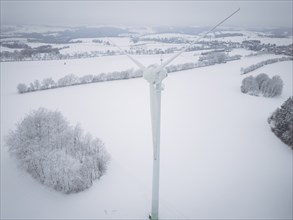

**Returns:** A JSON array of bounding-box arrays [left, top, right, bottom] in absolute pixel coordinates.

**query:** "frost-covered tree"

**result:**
[[213, 52, 227, 63], [17, 83, 28, 93], [270, 75, 283, 97], [203, 52, 227, 64], [255, 73, 270, 89], [5, 108, 110, 193], [33, 80, 41, 90], [241, 74, 283, 97], [241, 76, 259, 96], [41, 78, 56, 89], [260, 75, 283, 97], [268, 97, 293, 148], [80, 74, 94, 84], [58, 74, 79, 87], [120, 70, 130, 79], [93, 73, 107, 82], [29, 82, 36, 91]]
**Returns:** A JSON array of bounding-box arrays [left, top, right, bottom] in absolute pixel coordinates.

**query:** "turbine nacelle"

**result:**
[[143, 64, 168, 85]]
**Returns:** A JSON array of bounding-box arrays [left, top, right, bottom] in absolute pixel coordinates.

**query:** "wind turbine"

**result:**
[[111, 8, 240, 220]]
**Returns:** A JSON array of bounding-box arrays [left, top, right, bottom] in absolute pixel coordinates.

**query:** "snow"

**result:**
[[258, 37, 293, 46], [212, 31, 293, 46], [196, 30, 293, 46], [58, 37, 131, 55], [141, 33, 196, 40], [1, 47, 292, 219], [228, 48, 253, 57]]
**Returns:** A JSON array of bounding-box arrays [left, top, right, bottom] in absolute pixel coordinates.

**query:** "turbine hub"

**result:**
[[143, 64, 168, 85]]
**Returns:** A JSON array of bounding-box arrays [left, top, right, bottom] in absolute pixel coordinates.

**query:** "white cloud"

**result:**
[[1, 1, 292, 27]]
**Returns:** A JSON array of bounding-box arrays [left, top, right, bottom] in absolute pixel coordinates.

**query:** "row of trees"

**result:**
[[166, 53, 241, 72], [165, 59, 221, 73], [6, 108, 110, 193], [241, 73, 283, 97], [17, 69, 143, 93], [139, 37, 190, 44], [268, 97, 293, 148], [240, 57, 292, 74], [0, 45, 62, 61], [0, 41, 30, 49], [17, 53, 245, 94]]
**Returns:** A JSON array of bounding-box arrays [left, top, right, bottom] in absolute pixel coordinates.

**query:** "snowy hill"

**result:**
[[1, 50, 292, 219]]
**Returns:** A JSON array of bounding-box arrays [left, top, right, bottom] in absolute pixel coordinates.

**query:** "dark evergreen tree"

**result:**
[[268, 97, 293, 148]]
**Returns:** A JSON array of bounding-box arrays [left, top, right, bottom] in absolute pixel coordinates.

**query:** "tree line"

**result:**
[[17, 69, 144, 93], [240, 57, 292, 74]]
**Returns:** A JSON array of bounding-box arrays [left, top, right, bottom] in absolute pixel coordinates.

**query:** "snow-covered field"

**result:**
[[1, 47, 292, 219], [1, 27, 292, 60], [201, 30, 293, 46]]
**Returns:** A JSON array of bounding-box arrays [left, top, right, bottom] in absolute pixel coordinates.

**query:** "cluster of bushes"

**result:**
[[241, 40, 262, 51], [6, 108, 110, 193], [17, 69, 143, 93], [268, 97, 293, 148], [241, 73, 283, 97], [240, 57, 292, 74]]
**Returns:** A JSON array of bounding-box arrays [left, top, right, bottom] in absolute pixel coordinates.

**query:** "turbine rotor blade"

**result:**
[[153, 8, 240, 74], [109, 39, 146, 71]]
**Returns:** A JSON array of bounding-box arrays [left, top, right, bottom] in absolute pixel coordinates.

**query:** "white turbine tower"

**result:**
[[111, 8, 240, 220]]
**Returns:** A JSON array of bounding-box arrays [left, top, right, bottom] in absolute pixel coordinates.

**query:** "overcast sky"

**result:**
[[1, 1, 292, 28]]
